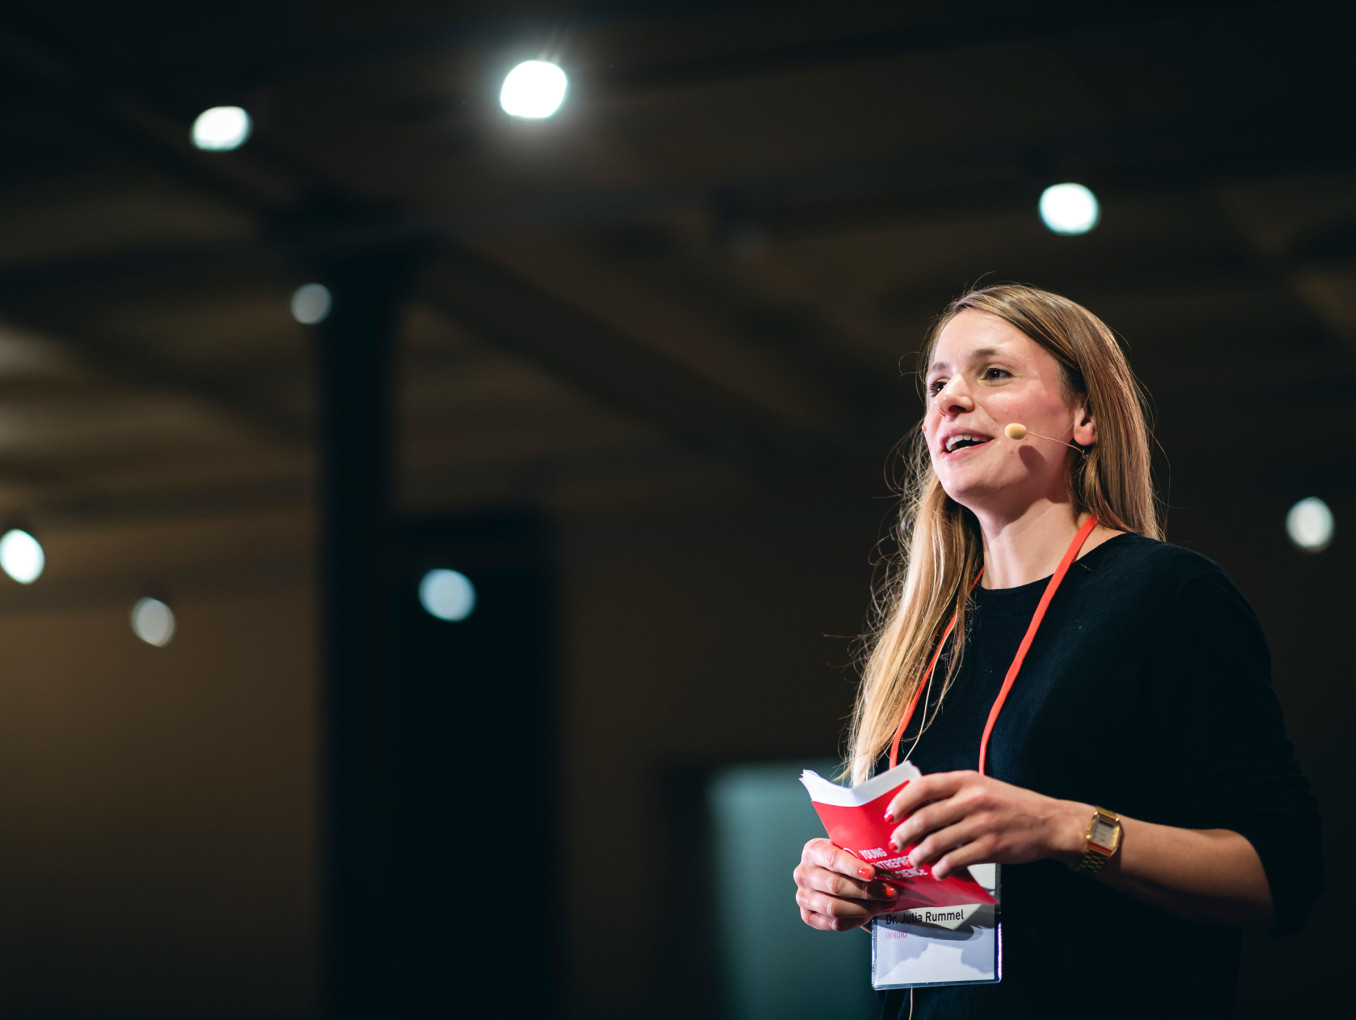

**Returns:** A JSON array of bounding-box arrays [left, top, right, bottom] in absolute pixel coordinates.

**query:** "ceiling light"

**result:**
[[1286, 497, 1334, 552], [0, 528, 44, 584], [1039, 183, 1100, 235], [192, 106, 252, 151], [291, 283, 332, 325], [418, 569, 477, 622], [131, 597, 177, 646], [500, 61, 568, 118]]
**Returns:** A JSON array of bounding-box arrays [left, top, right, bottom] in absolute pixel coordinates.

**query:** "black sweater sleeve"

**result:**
[[1149, 565, 1323, 935]]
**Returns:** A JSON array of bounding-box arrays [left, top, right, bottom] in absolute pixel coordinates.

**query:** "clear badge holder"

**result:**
[[871, 863, 1001, 990]]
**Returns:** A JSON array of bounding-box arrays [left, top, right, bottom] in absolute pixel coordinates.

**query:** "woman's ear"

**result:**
[[1073, 403, 1097, 447]]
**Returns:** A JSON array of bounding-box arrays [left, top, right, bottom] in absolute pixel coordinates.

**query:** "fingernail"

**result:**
[[858, 866, 873, 879], [882, 811, 894, 823], [883, 884, 898, 898]]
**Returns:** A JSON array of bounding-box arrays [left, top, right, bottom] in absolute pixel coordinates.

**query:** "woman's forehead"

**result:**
[[929, 310, 1042, 371]]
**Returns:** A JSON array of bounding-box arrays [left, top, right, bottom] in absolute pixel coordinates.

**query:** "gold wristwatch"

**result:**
[[1074, 806, 1121, 874]]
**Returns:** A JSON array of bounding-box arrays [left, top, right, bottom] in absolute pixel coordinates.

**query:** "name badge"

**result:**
[[871, 863, 1001, 989]]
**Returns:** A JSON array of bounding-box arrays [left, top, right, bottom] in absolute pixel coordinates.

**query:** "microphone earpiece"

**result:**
[[1004, 423, 1085, 455]]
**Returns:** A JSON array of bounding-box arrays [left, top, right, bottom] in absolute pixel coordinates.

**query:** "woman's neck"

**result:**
[[975, 501, 1099, 589]]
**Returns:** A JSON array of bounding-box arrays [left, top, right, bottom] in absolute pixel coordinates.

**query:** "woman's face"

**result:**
[[922, 309, 1095, 519]]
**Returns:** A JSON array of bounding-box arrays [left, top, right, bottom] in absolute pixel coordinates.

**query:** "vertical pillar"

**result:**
[[313, 246, 422, 1018]]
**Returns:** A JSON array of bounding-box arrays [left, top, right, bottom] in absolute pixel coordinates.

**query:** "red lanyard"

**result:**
[[888, 516, 1099, 776]]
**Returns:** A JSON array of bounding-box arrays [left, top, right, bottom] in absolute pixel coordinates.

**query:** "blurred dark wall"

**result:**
[[556, 495, 882, 1017], [0, 583, 317, 1018]]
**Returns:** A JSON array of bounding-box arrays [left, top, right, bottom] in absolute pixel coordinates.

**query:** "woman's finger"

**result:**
[[906, 818, 991, 874], [795, 886, 882, 928], [795, 861, 898, 903], [888, 796, 975, 852], [884, 770, 974, 822], [800, 905, 867, 933], [928, 834, 1001, 880], [802, 837, 877, 880]]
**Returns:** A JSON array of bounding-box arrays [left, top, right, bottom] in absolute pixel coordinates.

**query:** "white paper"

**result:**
[[798, 760, 920, 807]]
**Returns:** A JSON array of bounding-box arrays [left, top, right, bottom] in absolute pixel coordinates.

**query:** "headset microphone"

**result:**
[[1005, 423, 1085, 455]]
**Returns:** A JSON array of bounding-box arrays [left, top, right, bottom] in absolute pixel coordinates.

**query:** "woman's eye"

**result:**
[[983, 367, 1011, 380], [927, 379, 946, 396]]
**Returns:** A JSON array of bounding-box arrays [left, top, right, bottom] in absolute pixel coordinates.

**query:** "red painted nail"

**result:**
[[858, 866, 873, 879], [882, 811, 894, 823]]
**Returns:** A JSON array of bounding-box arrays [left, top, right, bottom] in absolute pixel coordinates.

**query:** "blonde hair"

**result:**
[[844, 284, 1161, 783]]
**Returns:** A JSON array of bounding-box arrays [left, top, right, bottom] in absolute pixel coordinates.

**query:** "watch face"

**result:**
[[1090, 818, 1116, 851]]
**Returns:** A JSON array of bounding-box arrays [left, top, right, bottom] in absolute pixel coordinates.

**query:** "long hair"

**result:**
[[844, 284, 1161, 783]]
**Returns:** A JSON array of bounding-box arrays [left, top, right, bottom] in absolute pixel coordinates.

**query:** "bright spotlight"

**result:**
[[418, 569, 477, 622], [192, 106, 252, 151], [0, 528, 44, 584], [290, 283, 332, 325], [1039, 182, 1100, 235], [131, 597, 177, 647], [500, 60, 568, 118], [1286, 497, 1334, 552]]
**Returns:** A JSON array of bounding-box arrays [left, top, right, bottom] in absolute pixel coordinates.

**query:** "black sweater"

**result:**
[[882, 534, 1322, 1019]]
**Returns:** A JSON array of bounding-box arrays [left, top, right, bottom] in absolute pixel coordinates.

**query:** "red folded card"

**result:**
[[800, 761, 997, 910]]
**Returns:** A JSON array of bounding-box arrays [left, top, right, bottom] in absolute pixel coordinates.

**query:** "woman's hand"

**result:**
[[884, 770, 1085, 880], [883, 771, 1277, 926], [794, 837, 902, 932]]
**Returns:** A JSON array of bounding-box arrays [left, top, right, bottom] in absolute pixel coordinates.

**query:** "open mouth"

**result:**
[[942, 434, 992, 454]]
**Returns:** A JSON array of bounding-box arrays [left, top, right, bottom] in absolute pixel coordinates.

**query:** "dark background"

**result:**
[[0, 1, 1349, 1016]]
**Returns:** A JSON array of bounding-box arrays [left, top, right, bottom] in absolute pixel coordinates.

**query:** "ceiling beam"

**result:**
[[420, 245, 857, 485]]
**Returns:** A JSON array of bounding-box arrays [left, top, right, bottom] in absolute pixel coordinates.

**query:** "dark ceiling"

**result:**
[[0, 0, 1352, 534]]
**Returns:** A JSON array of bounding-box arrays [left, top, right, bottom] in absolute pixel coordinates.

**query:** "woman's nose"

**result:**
[[935, 377, 973, 415]]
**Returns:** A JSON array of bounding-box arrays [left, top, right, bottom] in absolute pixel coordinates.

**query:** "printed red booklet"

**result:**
[[801, 761, 997, 910]]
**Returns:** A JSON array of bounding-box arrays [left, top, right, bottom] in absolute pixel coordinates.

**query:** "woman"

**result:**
[[793, 285, 1321, 1017]]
